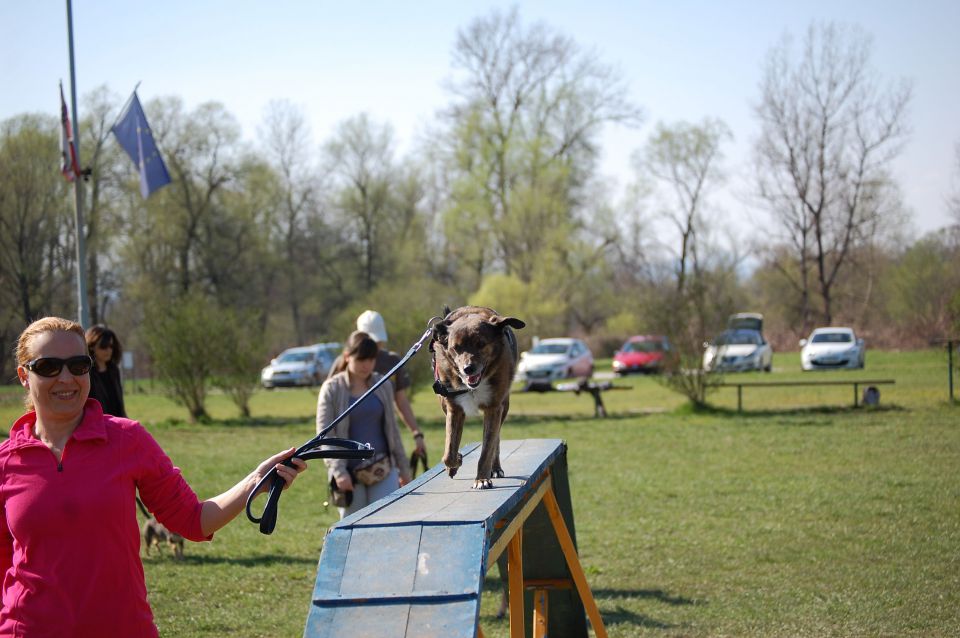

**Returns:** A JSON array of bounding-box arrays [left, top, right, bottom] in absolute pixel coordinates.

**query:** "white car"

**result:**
[[516, 338, 594, 383], [703, 329, 773, 373], [800, 327, 865, 370], [260, 343, 338, 388]]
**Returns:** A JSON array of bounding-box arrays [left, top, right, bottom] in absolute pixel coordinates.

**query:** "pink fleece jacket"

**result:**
[[0, 400, 210, 637]]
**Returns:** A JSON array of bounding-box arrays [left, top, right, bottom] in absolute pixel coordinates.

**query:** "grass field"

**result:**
[[1, 349, 958, 636]]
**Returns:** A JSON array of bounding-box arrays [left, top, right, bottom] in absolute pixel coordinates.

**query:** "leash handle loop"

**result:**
[[246, 323, 436, 535]]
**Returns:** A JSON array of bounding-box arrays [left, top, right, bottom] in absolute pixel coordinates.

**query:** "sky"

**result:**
[[3, 0, 958, 237]]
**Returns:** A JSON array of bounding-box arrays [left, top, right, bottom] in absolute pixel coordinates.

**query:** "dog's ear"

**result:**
[[432, 319, 450, 346], [489, 316, 525, 331]]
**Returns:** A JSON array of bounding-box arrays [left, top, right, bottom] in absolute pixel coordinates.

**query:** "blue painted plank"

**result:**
[[412, 524, 485, 597], [405, 599, 479, 638], [306, 604, 412, 638], [338, 525, 422, 599]]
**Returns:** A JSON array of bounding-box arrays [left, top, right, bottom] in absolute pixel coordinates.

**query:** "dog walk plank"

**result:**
[[304, 439, 578, 638], [345, 439, 563, 528]]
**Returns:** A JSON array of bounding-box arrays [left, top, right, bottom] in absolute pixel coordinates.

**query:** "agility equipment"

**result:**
[[303, 438, 606, 638]]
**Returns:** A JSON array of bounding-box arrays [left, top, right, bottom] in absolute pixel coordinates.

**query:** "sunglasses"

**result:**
[[24, 355, 93, 378]]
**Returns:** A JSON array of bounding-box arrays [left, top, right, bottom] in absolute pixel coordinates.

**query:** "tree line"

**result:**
[[2, 11, 958, 415]]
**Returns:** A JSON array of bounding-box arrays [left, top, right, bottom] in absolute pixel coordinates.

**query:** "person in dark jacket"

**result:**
[[85, 324, 127, 417]]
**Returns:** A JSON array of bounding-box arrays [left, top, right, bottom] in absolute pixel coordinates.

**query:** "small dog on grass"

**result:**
[[136, 497, 184, 560], [430, 305, 525, 489]]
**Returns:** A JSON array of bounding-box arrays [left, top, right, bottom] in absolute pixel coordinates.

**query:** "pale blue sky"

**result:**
[[3, 1, 958, 235]]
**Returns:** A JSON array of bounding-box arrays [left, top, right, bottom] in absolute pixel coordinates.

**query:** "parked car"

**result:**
[[516, 338, 594, 382], [612, 335, 672, 375], [260, 343, 339, 389], [703, 329, 773, 373], [800, 327, 865, 370]]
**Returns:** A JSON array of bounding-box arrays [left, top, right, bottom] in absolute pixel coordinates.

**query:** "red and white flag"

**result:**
[[59, 82, 80, 182]]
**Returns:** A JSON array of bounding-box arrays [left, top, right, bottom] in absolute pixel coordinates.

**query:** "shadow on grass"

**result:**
[[593, 587, 701, 607], [592, 587, 701, 631], [674, 401, 907, 420], [155, 415, 313, 429], [146, 553, 315, 568]]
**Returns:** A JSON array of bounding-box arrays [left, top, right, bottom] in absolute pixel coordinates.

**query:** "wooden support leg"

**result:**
[[542, 486, 608, 638], [532, 588, 548, 638], [508, 528, 524, 638]]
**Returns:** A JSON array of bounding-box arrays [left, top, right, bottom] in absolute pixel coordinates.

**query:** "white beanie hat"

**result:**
[[356, 310, 388, 343]]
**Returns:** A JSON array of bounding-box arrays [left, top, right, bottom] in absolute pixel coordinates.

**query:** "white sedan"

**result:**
[[516, 338, 594, 382], [703, 329, 773, 373], [800, 327, 865, 370]]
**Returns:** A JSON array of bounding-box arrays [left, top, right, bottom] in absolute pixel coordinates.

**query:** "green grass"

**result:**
[[0, 349, 958, 636]]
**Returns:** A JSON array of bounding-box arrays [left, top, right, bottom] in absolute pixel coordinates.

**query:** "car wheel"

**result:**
[[764, 363, 772, 373]]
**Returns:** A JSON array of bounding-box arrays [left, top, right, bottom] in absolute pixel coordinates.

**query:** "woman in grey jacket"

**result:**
[[317, 331, 412, 518]]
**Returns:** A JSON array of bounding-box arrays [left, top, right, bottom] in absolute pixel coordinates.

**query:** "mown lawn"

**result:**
[[0, 349, 957, 636]]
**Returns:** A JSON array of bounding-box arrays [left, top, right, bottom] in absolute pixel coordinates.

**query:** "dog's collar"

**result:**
[[432, 379, 471, 398], [431, 352, 471, 398]]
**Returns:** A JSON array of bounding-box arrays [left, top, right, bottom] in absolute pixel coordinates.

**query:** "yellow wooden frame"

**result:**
[[482, 472, 607, 638]]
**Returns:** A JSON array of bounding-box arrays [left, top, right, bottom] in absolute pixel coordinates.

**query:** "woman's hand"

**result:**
[[254, 448, 308, 495], [201, 448, 308, 536]]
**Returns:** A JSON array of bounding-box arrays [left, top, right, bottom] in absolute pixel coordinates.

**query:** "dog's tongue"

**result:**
[[466, 374, 481, 386]]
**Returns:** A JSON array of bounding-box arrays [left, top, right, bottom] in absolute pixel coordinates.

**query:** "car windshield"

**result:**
[[623, 340, 663, 353], [714, 331, 760, 346], [530, 343, 570, 355], [811, 332, 852, 344], [278, 351, 315, 363]]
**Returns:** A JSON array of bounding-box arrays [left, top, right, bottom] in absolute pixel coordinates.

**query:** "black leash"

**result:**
[[246, 324, 437, 535]]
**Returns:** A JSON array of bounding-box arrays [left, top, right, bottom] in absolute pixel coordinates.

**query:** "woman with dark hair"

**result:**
[[317, 331, 411, 518], [85, 324, 126, 417]]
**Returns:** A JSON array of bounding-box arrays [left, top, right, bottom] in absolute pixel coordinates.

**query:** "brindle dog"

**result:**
[[136, 497, 184, 560], [431, 306, 525, 489]]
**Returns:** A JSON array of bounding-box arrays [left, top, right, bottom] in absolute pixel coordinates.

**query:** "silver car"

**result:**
[[261, 343, 338, 389]]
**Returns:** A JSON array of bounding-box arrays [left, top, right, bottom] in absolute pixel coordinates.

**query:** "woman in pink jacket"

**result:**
[[0, 316, 306, 637]]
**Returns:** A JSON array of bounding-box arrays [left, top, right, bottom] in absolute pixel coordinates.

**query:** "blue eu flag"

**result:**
[[112, 92, 171, 198]]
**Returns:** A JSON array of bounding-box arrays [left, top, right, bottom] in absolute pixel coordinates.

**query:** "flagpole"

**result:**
[[65, 0, 91, 329]]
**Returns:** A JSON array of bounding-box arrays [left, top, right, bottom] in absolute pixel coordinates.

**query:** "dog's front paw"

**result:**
[[472, 478, 493, 489], [492, 459, 504, 478], [444, 452, 463, 478]]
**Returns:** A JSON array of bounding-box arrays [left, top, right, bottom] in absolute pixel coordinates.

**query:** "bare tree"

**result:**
[[443, 7, 642, 282], [259, 100, 321, 343], [640, 118, 731, 297], [147, 98, 242, 295], [754, 22, 911, 328], [634, 118, 732, 404], [323, 113, 396, 292], [950, 141, 960, 226], [0, 115, 75, 324]]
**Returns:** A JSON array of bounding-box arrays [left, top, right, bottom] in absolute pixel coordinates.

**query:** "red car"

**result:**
[[612, 335, 672, 375]]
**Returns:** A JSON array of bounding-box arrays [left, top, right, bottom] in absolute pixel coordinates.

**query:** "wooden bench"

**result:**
[[516, 379, 630, 417], [717, 379, 896, 412], [303, 439, 606, 638]]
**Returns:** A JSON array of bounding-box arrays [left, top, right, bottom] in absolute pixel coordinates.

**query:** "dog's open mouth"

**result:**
[[464, 373, 482, 388]]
